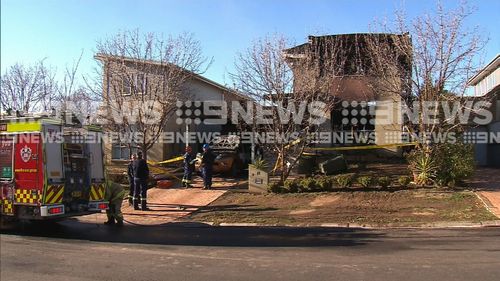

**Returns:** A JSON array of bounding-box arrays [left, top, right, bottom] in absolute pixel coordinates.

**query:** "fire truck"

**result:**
[[0, 114, 108, 223]]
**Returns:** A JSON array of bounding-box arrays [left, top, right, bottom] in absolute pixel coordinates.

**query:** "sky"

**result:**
[[1, 0, 499, 86]]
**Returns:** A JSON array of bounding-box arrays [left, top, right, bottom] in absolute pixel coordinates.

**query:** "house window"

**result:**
[[122, 77, 132, 96], [135, 73, 147, 94], [111, 144, 137, 160]]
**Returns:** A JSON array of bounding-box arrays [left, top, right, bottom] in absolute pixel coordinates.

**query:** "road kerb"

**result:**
[[196, 220, 500, 229]]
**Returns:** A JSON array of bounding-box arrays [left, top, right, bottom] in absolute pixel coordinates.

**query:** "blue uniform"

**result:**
[[132, 158, 149, 210], [182, 152, 195, 187], [201, 149, 215, 189]]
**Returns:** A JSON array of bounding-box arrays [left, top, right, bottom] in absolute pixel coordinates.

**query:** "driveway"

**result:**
[[468, 168, 500, 218], [78, 177, 245, 225]]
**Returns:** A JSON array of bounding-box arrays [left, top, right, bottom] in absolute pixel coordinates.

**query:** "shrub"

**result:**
[[433, 143, 474, 187], [407, 149, 437, 186], [315, 177, 333, 192], [283, 179, 299, 193], [333, 174, 354, 188], [268, 182, 283, 193], [357, 176, 373, 188], [407, 143, 475, 187], [252, 158, 268, 170], [377, 176, 391, 188], [298, 178, 317, 192], [398, 176, 411, 187]]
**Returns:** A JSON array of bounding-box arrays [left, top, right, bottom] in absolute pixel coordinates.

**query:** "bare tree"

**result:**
[[52, 51, 101, 124], [231, 35, 339, 182], [93, 29, 210, 160], [1, 60, 57, 113], [365, 1, 487, 184]]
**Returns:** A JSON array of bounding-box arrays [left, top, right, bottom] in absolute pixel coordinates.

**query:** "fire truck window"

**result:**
[[0, 136, 14, 180]]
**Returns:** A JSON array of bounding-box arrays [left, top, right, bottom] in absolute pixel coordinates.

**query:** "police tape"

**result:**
[[154, 156, 184, 165], [303, 142, 418, 152], [147, 157, 184, 181]]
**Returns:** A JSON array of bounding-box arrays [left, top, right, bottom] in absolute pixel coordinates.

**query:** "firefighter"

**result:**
[[104, 180, 125, 226], [182, 146, 196, 188], [127, 154, 137, 206], [201, 144, 216, 190], [132, 151, 150, 211]]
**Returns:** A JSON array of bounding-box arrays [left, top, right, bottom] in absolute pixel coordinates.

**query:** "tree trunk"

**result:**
[[141, 145, 148, 162], [280, 144, 286, 182]]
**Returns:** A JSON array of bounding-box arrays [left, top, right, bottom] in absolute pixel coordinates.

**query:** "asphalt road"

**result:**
[[1, 220, 500, 281]]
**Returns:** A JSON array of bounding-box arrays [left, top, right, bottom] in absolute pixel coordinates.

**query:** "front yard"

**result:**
[[186, 189, 497, 226]]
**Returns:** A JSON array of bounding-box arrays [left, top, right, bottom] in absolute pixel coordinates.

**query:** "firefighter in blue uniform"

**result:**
[[201, 144, 216, 189], [132, 151, 150, 210], [182, 146, 196, 188]]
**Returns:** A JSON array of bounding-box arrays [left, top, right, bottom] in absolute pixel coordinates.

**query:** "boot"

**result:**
[[116, 219, 124, 227], [141, 200, 149, 211], [104, 219, 115, 225], [133, 200, 140, 210]]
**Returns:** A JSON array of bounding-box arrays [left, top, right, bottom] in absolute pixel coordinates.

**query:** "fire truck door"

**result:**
[[14, 134, 43, 204]]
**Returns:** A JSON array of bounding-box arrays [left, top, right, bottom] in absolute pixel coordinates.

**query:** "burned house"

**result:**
[[284, 33, 412, 155]]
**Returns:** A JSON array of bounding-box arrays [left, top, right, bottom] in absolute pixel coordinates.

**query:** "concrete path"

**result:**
[[468, 168, 500, 218], [78, 177, 245, 225]]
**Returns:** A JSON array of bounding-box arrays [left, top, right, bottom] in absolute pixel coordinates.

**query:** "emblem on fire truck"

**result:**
[[20, 145, 32, 162]]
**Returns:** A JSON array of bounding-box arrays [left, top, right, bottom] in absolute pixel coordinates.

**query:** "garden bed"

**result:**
[[186, 189, 497, 226]]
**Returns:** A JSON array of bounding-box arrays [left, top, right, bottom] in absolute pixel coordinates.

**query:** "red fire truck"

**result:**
[[0, 114, 108, 223]]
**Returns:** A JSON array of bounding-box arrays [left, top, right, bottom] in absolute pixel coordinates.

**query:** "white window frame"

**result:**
[[111, 143, 138, 160]]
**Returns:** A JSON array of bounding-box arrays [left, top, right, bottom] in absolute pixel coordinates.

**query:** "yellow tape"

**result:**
[[147, 156, 184, 181], [304, 142, 417, 152], [284, 138, 301, 149], [148, 156, 184, 165]]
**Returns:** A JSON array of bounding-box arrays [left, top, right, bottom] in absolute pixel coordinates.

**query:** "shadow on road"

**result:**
[[1, 220, 384, 248]]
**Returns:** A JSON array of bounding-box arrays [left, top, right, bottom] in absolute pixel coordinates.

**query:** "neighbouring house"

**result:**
[[95, 54, 250, 164], [283, 33, 412, 156], [467, 54, 500, 167]]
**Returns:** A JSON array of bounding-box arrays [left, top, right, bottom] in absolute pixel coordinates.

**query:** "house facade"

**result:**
[[96, 54, 248, 163], [467, 54, 500, 167]]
